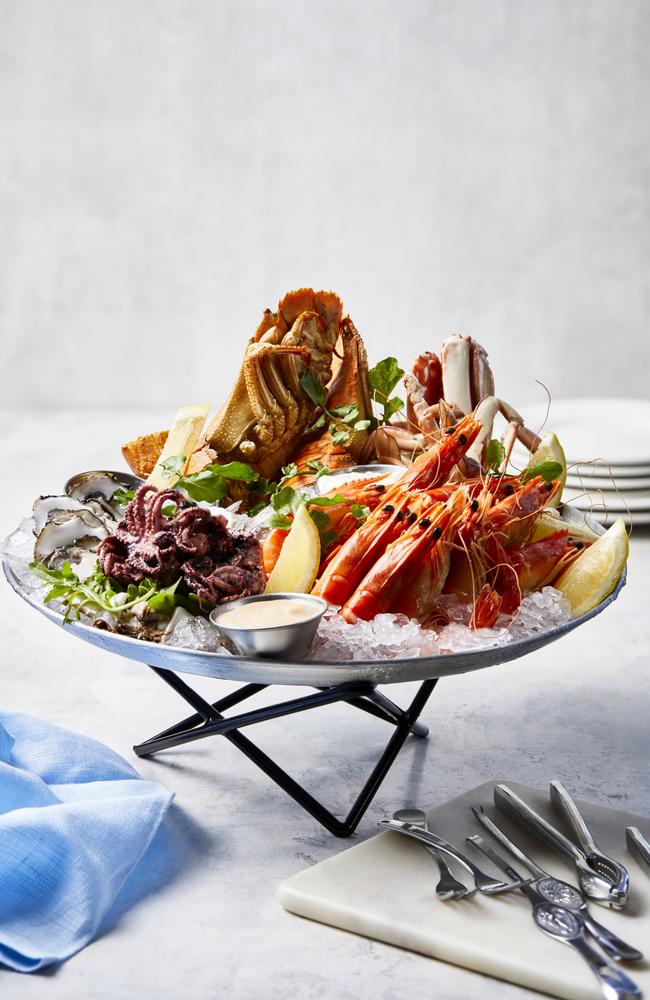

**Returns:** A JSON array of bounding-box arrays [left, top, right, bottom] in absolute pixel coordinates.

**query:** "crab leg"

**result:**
[[256, 327, 301, 431], [404, 374, 439, 443], [243, 342, 311, 446], [498, 399, 542, 454], [465, 395, 500, 464], [441, 334, 472, 414], [469, 339, 495, 407]]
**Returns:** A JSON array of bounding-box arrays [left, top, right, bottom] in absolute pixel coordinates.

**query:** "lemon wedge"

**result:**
[[264, 504, 321, 594], [531, 509, 600, 544], [525, 432, 567, 508], [554, 517, 628, 617]]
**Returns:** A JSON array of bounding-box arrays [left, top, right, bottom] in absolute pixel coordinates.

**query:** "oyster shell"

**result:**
[[32, 495, 111, 534], [65, 470, 142, 519], [34, 509, 109, 567]]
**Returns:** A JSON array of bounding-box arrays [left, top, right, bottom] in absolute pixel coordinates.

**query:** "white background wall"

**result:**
[[1, 0, 648, 424]]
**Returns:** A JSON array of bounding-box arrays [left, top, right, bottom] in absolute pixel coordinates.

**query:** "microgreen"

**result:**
[[521, 461, 563, 484], [367, 357, 404, 425], [160, 456, 261, 504], [485, 439, 506, 474], [29, 560, 202, 622], [300, 372, 365, 447], [264, 482, 369, 548], [112, 487, 137, 507]]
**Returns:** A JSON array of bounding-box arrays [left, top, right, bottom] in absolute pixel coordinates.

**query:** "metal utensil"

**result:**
[[209, 593, 327, 659], [379, 819, 525, 895], [626, 827, 650, 873], [550, 780, 630, 907], [468, 834, 642, 1000], [393, 808, 471, 900], [495, 783, 628, 909], [472, 806, 642, 963]]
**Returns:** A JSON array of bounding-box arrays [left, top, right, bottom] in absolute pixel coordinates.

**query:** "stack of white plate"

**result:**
[[517, 398, 650, 527]]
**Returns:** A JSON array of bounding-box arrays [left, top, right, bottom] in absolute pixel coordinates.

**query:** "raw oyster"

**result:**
[[32, 494, 111, 534], [34, 509, 109, 568], [65, 470, 142, 519]]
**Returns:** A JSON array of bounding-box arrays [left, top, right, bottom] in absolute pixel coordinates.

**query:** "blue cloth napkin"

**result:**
[[0, 711, 173, 972]]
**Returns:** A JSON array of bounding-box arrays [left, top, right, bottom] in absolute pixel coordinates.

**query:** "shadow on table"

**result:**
[[98, 802, 213, 940]]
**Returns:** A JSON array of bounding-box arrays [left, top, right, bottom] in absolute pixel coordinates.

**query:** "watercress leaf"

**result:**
[[368, 357, 404, 402], [521, 461, 563, 484], [29, 561, 62, 583], [307, 413, 328, 433], [330, 403, 359, 422], [178, 475, 228, 503], [248, 499, 271, 516], [307, 493, 348, 507], [485, 438, 505, 473], [160, 455, 186, 479], [354, 419, 371, 431], [351, 503, 370, 521], [206, 461, 259, 483], [280, 463, 298, 481], [308, 509, 330, 532], [267, 512, 292, 530], [330, 428, 351, 446], [112, 487, 136, 506], [299, 370, 327, 408], [320, 530, 338, 548], [272, 486, 297, 513], [383, 396, 404, 422], [61, 561, 77, 580]]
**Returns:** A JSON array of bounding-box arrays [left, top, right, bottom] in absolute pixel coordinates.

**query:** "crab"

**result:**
[[362, 333, 540, 469], [186, 288, 343, 477], [121, 289, 343, 485]]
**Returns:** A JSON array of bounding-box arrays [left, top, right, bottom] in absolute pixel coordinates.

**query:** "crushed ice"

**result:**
[[4, 514, 572, 660], [307, 588, 572, 661]]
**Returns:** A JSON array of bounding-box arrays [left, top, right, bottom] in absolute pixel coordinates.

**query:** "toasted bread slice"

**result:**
[[122, 431, 169, 478]]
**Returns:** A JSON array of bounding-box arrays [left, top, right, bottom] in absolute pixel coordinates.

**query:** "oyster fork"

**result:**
[[393, 808, 471, 900]]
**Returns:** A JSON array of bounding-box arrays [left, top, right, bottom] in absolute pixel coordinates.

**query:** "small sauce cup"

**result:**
[[210, 593, 328, 660]]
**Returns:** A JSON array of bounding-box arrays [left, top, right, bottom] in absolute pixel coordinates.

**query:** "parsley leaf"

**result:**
[[485, 439, 506, 473], [299, 370, 327, 408], [521, 461, 563, 484], [367, 357, 405, 425]]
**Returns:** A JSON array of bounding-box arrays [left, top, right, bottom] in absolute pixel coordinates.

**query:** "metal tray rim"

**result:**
[[3, 556, 627, 687]]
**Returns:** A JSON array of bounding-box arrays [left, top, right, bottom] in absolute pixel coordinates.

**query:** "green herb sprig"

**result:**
[[367, 357, 405, 425], [521, 461, 563, 484], [29, 560, 201, 623], [300, 372, 371, 446]]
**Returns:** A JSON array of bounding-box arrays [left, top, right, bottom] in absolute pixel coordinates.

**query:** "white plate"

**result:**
[[520, 397, 650, 467], [560, 503, 645, 526], [568, 461, 650, 480], [565, 474, 650, 492], [563, 486, 650, 513]]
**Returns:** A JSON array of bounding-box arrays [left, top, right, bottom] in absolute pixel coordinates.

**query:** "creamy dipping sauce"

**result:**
[[216, 598, 319, 630]]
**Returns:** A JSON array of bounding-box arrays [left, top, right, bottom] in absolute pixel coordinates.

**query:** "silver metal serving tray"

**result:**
[[3, 557, 626, 688]]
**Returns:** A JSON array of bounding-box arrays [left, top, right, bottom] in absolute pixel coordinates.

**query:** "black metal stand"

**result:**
[[134, 668, 437, 837]]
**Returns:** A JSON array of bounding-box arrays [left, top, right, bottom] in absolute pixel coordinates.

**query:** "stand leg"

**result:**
[[134, 670, 437, 837]]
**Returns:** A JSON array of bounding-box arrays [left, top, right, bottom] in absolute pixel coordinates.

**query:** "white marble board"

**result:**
[[279, 781, 650, 1000]]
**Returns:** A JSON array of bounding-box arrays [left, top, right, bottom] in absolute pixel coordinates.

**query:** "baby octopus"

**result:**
[[98, 485, 265, 606]]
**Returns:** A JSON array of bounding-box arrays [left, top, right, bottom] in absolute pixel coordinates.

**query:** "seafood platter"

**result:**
[[3, 287, 629, 687]]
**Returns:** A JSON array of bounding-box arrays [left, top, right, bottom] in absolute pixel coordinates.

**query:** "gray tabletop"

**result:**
[[1, 408, 648, 1000]]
